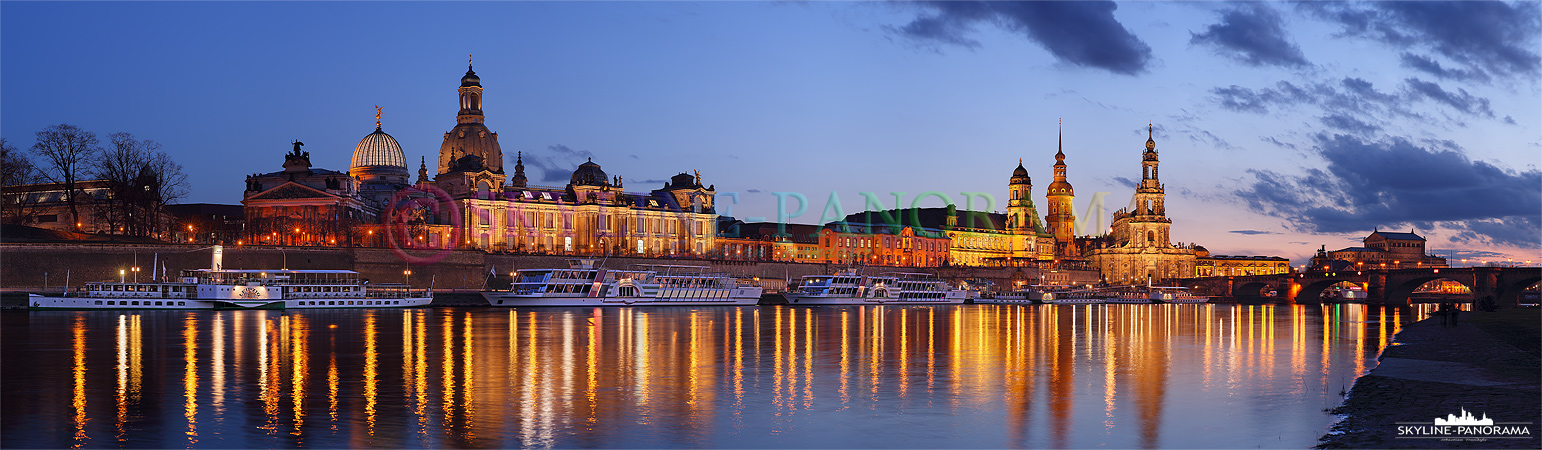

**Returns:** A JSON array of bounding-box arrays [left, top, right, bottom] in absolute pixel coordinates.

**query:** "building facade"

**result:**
[[1309, 229, 1449, 270], [420, 63, 719, 255], [1088, 126, 1197, 283]]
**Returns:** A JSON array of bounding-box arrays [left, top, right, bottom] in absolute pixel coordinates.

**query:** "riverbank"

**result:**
[[1318, 307, 1541, 449]]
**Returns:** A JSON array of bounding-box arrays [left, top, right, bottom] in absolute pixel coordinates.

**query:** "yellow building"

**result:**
[[422, 63, 717, 255], [1194, 247, 1290, 276], [1088, 125, 1197, 283]]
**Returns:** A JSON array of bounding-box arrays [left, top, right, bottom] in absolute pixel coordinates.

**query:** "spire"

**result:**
[[416, 156, 429, 185], [510, 151, 528, 188], [1057, 118, 1064, 158]]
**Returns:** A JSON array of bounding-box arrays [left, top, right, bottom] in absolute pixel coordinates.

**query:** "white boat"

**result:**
[[784, 271, 899, 305], [1044, 289, 1104, 305], [1149, 286, 1210, 304], [976, 285, 1056, 304], [483, 259, 762, 306], [28, 246, 432, 310], [1102, 288, 1154, 304], [784, 270, 964, 305]]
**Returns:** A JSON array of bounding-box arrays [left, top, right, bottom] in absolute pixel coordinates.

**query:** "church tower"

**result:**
[[435, 58, 506, 199], [1045, 122, 1076, 256], [1117, 124, 1173, 249], [1007, 159, 1034, 233]]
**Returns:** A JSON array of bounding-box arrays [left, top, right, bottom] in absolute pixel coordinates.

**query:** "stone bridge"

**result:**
[[1181, 267, 1540, 306]]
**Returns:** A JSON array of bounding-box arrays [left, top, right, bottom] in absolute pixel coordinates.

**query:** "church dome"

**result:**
[[352, 128, 406, 170], [461, 66, 481, 87], [1010, 160, 1031, 185], [570, 158, 609, 186]]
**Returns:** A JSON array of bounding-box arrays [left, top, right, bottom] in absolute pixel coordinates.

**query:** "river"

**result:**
[[0, 303, 1432, 448]]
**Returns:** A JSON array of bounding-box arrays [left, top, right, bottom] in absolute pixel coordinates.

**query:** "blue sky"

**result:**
[[3, 1, 1537, 265]]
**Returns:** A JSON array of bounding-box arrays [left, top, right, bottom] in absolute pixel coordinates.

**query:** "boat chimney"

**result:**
[[212, 245, 224, 271]]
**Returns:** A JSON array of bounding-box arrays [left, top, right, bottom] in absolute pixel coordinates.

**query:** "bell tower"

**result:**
[[1007, 159, 1034, 233], [1046, 121, 1076, 255]]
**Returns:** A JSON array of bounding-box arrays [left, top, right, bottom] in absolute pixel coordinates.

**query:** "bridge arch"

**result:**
[[1386, 276, 1472, 305], [1496, 274, 1541, 306], [1297, 278, 1356, 303]]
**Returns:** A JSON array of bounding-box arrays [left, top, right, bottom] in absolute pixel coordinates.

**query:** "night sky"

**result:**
[[3, 1, 1537, 265]]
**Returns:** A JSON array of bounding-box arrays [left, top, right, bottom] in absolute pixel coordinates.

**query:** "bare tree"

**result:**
[[31, 124, 100, 229], [2, 138, 42, 223], [91, 132, 188, 238]]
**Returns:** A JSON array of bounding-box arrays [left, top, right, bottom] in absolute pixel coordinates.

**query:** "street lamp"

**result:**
[[131, 266, 140, 283], [404, 269, 412, 285], [120, 269, 125, 283]]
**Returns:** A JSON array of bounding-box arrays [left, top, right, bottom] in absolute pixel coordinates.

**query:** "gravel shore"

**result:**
[[1317, 307, 1540, 449]]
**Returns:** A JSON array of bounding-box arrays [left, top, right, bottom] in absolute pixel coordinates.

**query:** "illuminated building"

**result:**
[[1308, 229, 1449, 270], [1087, 125, 1197, 283], [418, 62, 719, 254], [242, 142, 369, 246], [1193, 247, 1290, 276], [819, 222, 950, 267], [1044, 124, 1077, 257]]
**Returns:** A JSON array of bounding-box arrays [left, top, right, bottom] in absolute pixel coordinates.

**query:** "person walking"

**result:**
[[1449, 304, 1460, 326]]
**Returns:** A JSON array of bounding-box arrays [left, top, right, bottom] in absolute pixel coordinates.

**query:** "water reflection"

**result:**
[[2, 304, 1432, 449]]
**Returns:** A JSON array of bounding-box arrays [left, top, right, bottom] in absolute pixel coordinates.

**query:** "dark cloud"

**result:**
[[1229, 230, 1280, 235], [746, 189, 763, 193], [892, 1, 1153, 75], [1403, 78, 1494, 118], [1210, 75, 1492, 120], [1319, 114, 1379, 135], [1190, 4, 1309, 68], [522, 144, 595, 183], [1399, 52, 1491, 83], [1235, 134, 1541, 247], [1110, 176, 1138, 189], [1303, 1, 1542, 81]]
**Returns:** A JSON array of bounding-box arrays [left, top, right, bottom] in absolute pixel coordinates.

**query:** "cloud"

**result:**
[[522, 144, 595, 183], [1302, 1, 1541, 81], [1235, 134, 1541, 247], [1402, 78, 1494, 118], [1399, 52, 1491, 83], [891, 1, 1153, 75], [1319, 114, 1379, 135], [746, 189, 763, 193], [1228, 230, 1279, 235], [1110, 176, 1138, 189], [1210, 75, 1493, 120], [1190, 4, 1309, 68]]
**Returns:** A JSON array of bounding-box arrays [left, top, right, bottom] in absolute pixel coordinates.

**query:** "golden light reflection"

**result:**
[[899, 308, 909, 399], [440, 312, 456, 426], [462, 312, 476, 438], [260, 317, 279, 433], [364, 313, 378, 434], [289, 315, 308, 435], [587, 309, 600, 427], [183, 315, 199, 444], [839, 309, 850, 407], [414, 313, 428, 437], [71, 315, 89, 448], [212, 314, 224, 414], [327, 334, 339, 428]]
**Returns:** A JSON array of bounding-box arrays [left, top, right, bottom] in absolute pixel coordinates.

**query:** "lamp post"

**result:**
[[404, 269, 412, 286], [119, 269, 125, 283], [132, 266, 140, 283]]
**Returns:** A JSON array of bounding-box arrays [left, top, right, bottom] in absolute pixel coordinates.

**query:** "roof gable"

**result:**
[[245, 182, 340, 201]]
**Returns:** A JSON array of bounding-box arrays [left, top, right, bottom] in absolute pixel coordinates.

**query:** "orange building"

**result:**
[[818, 222, 950, 267]]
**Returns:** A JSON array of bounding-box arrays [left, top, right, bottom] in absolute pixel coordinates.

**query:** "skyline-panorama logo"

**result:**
[[1396, 407, 1533, 442]]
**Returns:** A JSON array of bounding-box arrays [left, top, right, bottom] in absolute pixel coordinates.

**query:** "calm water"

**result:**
[[1, 304, 1432, 449]]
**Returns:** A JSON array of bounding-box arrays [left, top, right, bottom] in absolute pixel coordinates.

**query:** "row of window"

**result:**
[[295, 300, 401, 306], [94, 300, 186, 306]]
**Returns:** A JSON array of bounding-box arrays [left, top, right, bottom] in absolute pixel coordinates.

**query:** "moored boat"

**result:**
[[28, 247, 432, 310], [1149, 286, 1210, 304], [482, 259, 762, 306]]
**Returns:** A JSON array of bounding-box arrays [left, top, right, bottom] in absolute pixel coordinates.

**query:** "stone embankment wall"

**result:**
[[1, 243, 1094, 292]]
